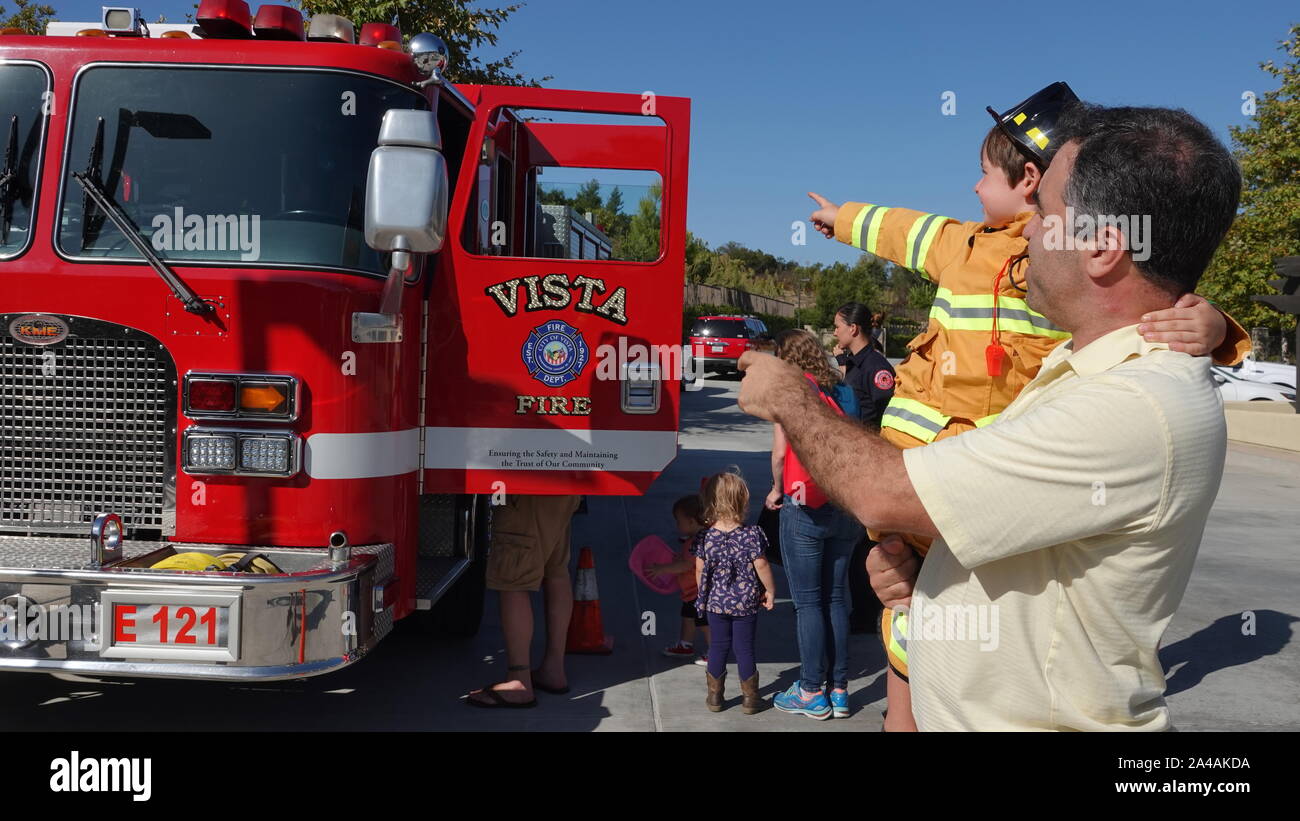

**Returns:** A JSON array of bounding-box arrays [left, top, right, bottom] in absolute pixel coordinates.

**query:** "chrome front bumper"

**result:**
[[0, 536, 395, 681]]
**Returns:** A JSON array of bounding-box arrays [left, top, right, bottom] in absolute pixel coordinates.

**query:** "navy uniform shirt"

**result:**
[[836, 345, 895, 429]]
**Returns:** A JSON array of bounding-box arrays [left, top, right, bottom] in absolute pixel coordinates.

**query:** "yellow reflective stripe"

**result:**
[[864, 205, 890, 256], [930, 311, 1068, 336], [881, 415, 938, 443], [881, 415, 938, 444], [929, 288, 1072, 339], [974, 414, 999, 428], [888, 611, 909, 664], [929, 311, 1073, 338], [850, 204, 891, 255], [886, 396, 950, 427], [911, 214, 948, 279], [904, 214, 928, 269], [881, 396, 950, 443], [850, 205, 871, 251]]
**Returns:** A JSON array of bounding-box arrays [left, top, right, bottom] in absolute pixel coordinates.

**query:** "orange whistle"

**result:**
[[985, 344, 1005, 377]]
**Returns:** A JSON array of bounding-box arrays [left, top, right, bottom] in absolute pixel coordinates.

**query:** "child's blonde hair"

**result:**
[[701, 469, 749, 527]]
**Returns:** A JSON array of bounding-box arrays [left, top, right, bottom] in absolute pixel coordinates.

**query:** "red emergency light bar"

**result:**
[[358, 22, 401, 47], [196, 0, 252, 38], [253, 4, 305, 40]]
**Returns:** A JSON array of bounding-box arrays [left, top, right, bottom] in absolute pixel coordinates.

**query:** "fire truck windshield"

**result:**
[[0, 62, 50, 259], [56, 65, 427, 275]]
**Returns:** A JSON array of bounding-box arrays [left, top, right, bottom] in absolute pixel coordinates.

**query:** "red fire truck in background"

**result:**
[[0, 3, 689, 679]]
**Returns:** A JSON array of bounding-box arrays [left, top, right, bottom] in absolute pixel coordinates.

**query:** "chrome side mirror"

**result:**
[[364, 109, 448, 315]]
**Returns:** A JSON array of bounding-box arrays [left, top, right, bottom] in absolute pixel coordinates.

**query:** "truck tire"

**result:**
[[421, 495, 490, 638]]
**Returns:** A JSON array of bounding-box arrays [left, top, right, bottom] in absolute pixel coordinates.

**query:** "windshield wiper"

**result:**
[[73, 117, 211, 315], [0, 115, 18, 244]]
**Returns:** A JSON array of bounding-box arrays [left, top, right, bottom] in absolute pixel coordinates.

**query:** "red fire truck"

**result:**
[[0, 3, 689, 679]]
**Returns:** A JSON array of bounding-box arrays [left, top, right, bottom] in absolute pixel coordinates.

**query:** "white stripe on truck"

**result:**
[[304, 427, 678, 478]]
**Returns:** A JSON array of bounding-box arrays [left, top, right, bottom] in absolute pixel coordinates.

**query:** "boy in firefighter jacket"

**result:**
[[807, 82, 1250, 731]]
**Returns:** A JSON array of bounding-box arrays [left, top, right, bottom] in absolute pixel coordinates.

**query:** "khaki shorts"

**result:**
[[486, 495, 582, 592]]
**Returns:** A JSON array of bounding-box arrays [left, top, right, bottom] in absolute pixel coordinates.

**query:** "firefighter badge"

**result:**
[[522, 320, 589, 388]]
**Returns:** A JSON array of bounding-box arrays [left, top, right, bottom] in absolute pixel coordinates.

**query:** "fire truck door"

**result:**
[[423, 87, 690, 496]]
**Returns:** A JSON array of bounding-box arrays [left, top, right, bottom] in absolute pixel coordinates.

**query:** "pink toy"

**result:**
[[629, 534, 679, 594]]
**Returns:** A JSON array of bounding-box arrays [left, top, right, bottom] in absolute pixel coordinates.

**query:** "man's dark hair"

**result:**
[[1054, 103, 1241, 295]]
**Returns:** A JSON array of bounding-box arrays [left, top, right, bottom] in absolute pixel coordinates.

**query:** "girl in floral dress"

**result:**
[[693, 471, 777, 714]]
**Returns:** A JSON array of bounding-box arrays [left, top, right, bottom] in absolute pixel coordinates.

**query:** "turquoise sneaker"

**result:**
[[829, 687, 849, 718], [773, 682, 831, 720]]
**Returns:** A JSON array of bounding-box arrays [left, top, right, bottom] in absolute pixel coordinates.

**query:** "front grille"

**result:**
[[0, 316, 176, 535]]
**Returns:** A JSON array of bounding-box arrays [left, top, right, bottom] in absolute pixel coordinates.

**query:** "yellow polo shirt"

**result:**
[[902, 323, 1227, 731]]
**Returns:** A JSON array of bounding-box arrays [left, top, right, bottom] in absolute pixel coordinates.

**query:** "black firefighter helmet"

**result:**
[[986, 81, 1079, 170]]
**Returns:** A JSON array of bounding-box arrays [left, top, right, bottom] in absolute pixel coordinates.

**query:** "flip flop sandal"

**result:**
[[530, 670, 570, 695], [465, 686, 538, 709]]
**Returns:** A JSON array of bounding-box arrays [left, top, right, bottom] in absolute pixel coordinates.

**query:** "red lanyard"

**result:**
[[985, 256, 1013, 377]]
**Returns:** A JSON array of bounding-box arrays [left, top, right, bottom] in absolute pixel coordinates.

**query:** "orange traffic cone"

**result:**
[[566, 547, 613, 654]]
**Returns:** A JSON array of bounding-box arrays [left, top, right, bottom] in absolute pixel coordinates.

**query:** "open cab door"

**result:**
[[423, 86, 690, 495]]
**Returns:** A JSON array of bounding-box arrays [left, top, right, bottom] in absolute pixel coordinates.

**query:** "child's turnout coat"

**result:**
[[832, 203, 1249, 445]]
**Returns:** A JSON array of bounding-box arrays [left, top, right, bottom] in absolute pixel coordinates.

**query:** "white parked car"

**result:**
[[1227, 355, 1295, 391], [1212, 366, 1296, 402]]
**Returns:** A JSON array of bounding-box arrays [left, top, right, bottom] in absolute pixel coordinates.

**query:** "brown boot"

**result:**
[[706, 671, 725, 712], [740, 672, 762, 714]]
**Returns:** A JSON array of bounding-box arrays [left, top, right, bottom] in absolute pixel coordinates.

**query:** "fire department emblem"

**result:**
[[522, 320, 589, 388], [873, 369, 895, 391]]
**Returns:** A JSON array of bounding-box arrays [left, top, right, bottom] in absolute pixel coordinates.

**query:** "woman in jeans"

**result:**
[[764, 329, 864, 720]]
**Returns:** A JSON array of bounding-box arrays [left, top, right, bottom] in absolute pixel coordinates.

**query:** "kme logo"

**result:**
[[49, 751, 151, 802]]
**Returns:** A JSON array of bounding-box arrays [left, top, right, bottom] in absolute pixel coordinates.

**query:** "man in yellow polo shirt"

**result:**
[[735, 101, 1242, 731]]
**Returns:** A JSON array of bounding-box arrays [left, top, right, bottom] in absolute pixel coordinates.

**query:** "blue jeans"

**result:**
[[779, 496, 862, 691]]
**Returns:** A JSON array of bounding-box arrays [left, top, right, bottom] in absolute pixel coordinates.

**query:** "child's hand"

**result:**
[[765, 487, 784, 510], [1138, 293, 1227, 356], [646, 563, 666, 577], [808, 192, 840, 239], [762, 589, 775, 611]]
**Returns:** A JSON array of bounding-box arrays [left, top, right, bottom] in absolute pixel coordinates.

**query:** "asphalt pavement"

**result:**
[[1, 374, 1296, 731]]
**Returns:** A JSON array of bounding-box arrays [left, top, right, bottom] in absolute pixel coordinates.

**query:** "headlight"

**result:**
[[184, 429, 300, 477], [240, 436, 292, 473], [188, 434, 237, 470]]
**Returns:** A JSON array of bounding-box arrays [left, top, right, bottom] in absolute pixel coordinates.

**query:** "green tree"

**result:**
[[537, 187, 569, 205], [1200, 23, 1300, 332], [684, 232, 713, 283], [805, 255, 889, 327], [570, 178, 603, 215], [604, 186, 624, 218], [1, 0, 56, 34], [616, 183, 661, 262], [294, 0, 549, 86], [591, 186, 630, 243]]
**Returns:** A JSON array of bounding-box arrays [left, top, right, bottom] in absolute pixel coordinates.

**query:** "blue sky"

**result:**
[[53, 0, 1298, 266]]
